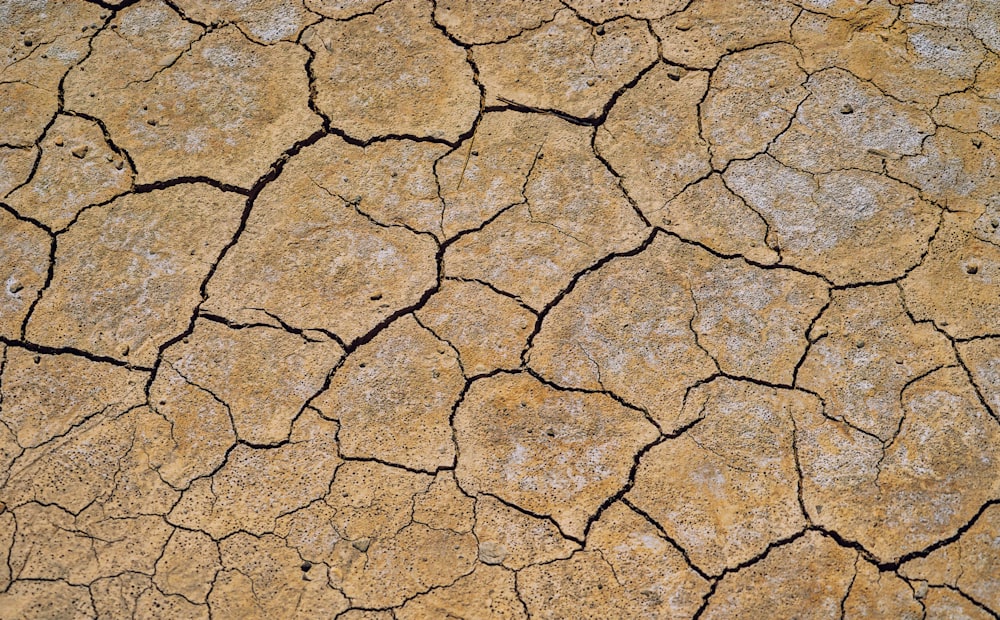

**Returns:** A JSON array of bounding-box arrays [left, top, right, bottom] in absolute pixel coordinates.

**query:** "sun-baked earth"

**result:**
[[2, 0, 1000, 618]]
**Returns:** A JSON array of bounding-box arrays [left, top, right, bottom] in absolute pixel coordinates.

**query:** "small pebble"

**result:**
[[973, 138, 983, 148], [71, 145, 89, 159], [120, 344, 129, 356], [9, 281, 23, 293], [300, 562, 312, 572], [586, 78, 596, 87], [666, 66, 684, 81], [478, 541, 507, 565], [855, 340, 865, 349], [147, 119, 157, 126], [966, 262, 979, 275], [990, 216, 998, 229], [53, 136, 64, 146], [470, 150, 479, 156], [352, 538, 371, 552], [24, 40, 32, 47], [840, 103, 853, 114], [596, 25, 605, 35], [114, 159, 124, 170], [674, 17, 693, 30]]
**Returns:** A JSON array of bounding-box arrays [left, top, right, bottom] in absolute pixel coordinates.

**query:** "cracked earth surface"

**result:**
[[1, 0, 1000, 618]]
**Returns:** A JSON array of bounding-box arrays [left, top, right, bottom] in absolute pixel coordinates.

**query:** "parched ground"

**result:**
[[1, 0, 1000, 618]]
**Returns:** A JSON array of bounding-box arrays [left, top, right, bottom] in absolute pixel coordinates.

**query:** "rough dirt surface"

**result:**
[[1, 0, 999, 618]]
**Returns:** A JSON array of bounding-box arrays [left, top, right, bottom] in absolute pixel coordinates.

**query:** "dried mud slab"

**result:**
[[211, 533, 349, 618], [887, 128, 1000, 215], [770, 68, 934, 174], [435, 111, 600, 239], [313, 315, 464, 471], [172, 0, 319, 44], [416, 279, 535, 376], [443, 116, 648, 310], [958, 337, 1000, 416], [436, 111, 556, 238], [434, 0, 561, 44], [629, 379, 811, 576], [473, 10, 658, 120], [0, 147, 37, 197], [0, 407, 168, 516], [25, 184, 245, 367], [653, 0, 800, 69], [843, 560, 923, 620], [305, 0, 479, 142], [0, 580, 94, 620], [140, 364, 237, 488], [796, 366, 1000, 563], [934, 91, 1000, 142], [168, 408, 341, 538], [797, 285, 957, 440], [701, 43, 807, 169], [900, 503, 1000, 616], [564, 0, 687, 21], [654, 175, 778, 264], [454, 372, 659, 540], [901, 211, 1000, 339], [66, 20, 320, 187], [9, 503, 172, 585], [204, 136, 438, 345], [725, 155, 939, 285], [793, 5, 986, 107], [153, 529, 221, 604], [923, 587, 995, 620], [293, 136, 449, 238], [321, 462, 479, 608], [595, 65, 711, 212], [0, 0, 101, 147], [518, 503, 709, 619], [0, 210, 50, 340], [396, 565, 526, 619], [65, 1, 202, 91], [6, 114, 132, 231], [160, 318, 343, 446], [472, 495, 579, 570], [0, 346, 145, 449], [700, 532, 857, 619], [91, 574, 208, 620], [529, 233, 826, 429]]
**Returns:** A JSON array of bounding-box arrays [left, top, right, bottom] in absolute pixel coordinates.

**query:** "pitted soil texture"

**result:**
[[2, 0, 1000, 618]]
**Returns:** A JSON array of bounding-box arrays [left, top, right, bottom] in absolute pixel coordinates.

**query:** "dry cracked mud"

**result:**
[[1, 0, 1000, 618]]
